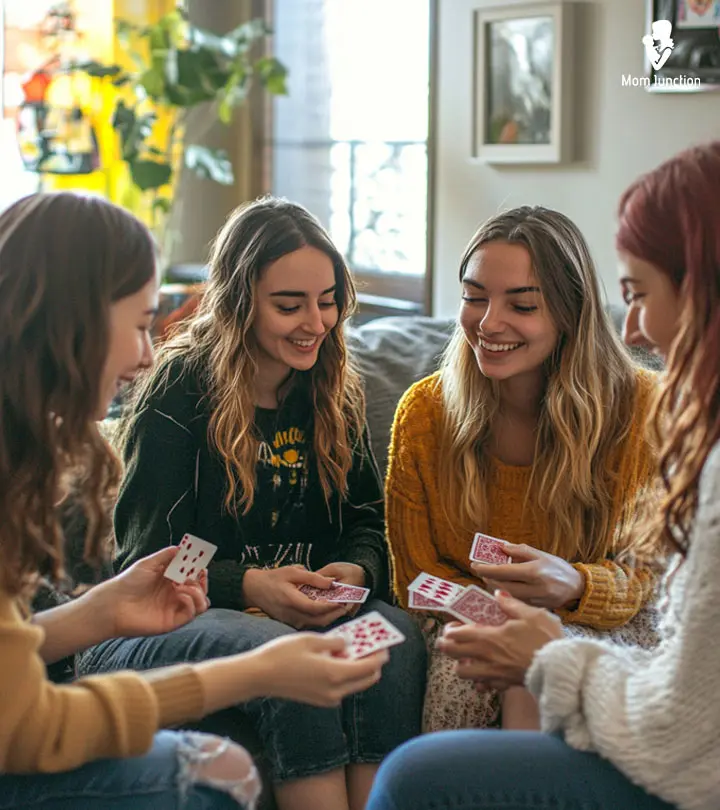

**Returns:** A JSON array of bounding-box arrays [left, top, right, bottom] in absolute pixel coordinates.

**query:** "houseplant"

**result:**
[[81, 5, 287, 260]]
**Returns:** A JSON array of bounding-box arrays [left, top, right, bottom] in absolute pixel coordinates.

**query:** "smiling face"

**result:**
[[459, 241, 559, 382], [98, 277, 158, 419], [253, 245, 339, 376], [618, 251, 682, 359]]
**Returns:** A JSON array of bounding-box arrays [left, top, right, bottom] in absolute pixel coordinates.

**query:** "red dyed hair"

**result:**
[[617, 141, 720, 556]]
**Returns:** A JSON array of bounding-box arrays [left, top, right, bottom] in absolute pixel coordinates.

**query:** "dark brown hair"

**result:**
[[616, 141, 720, 557], [0, 192, 156, 596]]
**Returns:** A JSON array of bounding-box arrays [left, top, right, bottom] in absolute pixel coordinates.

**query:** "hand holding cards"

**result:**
[[164, 534, 218, 584], [408, 572, 509, 626], [298, 582, 370, 604]]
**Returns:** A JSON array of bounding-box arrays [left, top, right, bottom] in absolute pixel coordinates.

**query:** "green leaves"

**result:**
[[254, 56, 288, 96], [185, 145, 234, 185], [73, 10, 289, 204], [129, 160, 172, 191]]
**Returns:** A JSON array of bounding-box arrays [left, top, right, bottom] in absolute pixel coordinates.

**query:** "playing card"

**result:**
[[163, 534, 217, 584], [446, 585, 509, 626], [408, 589, 450, 609], [298, 582, 370, 603], [326, 610, 406, 659], [407, 572, 465, 608], [469, 532, 511, 565]]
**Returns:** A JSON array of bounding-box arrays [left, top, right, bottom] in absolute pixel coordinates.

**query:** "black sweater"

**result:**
[[113, 359, 390, 609]]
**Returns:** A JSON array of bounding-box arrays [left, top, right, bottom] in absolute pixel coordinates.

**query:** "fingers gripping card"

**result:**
[[326, 610, 406, 659], [469, 533, 511, 565], [163, 534, 218, 584]]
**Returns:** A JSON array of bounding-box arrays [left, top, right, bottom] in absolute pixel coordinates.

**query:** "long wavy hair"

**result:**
[[0, 193, 156, 597], [124, 196, 365, 515], [438, 206, 642, 562], [617, 141, 720, 558]]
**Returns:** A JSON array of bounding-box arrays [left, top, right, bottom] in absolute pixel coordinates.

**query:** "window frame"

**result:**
[[261, 0, 438, 317]]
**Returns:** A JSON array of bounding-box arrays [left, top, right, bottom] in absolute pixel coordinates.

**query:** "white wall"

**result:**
[[432, 0, 720, 317]]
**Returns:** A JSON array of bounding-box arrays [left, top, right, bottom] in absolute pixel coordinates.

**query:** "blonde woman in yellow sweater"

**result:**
[[0, 193, 388, 810], [386, 206, 657, 732]]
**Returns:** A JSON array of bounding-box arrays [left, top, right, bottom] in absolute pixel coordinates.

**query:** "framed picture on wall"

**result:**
[[646, 0, 720, 91], [473, 1, 574, 164]]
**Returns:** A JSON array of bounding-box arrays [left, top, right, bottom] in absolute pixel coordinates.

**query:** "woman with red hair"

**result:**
[[364, 140, 720, 810]]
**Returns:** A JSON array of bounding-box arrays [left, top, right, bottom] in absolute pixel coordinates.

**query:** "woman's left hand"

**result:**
[[315, 562, 367, 617], [437, 592, 565, 690], [315, 562, 366, 588], [89, 547, 210, 639], [472, 543, 585, 609]]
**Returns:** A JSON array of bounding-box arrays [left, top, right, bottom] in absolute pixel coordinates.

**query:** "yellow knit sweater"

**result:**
[[0, 589, 205, 773], [386, 369, 657, 629]]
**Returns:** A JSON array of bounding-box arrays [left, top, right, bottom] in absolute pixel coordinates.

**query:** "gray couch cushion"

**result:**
[[347, 316, 454, 475]]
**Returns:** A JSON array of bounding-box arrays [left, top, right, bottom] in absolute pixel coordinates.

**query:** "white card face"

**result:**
[[163, 534, 217, 584], [326, 610, 406, 659], [407, 572, 465, 608], [407, 588, 448, 610]]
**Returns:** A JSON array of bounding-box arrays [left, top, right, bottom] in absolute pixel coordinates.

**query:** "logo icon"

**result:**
[[642, 19, 675, 70]]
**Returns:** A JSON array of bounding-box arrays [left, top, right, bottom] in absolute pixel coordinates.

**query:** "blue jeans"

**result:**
[[78, 600, 426, 784], [365, 731, 677, 810], [0, 731, 243, 810]]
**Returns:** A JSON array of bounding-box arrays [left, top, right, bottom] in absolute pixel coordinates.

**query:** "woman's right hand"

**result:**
[[247, 633, 388, 706], [242, 566, 350, 628]]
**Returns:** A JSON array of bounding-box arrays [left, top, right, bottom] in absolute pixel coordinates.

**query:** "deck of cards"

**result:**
[[326, 610, 406, 659], [470, 532, 511, 565], [407, 572, 509, 626], [163, 534, 218, 584], [298, 582, 370, 604]]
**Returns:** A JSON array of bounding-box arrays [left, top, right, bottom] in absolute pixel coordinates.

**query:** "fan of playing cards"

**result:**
[[298, 582, 370, 604], [408, 573, 509, 625], [405, 532, 512, 625]]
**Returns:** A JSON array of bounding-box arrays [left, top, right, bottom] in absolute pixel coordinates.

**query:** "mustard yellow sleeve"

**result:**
[[558, 369, 659, 629], [556, 560, 656, 629], [0, 593, 204, 774], [385, 382, 463, 608]]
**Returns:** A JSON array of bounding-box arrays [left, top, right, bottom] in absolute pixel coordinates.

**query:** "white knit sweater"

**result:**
[[527, 440, 720, 810]]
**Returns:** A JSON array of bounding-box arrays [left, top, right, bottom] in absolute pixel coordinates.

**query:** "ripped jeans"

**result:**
[[0, 731, 261, 810]]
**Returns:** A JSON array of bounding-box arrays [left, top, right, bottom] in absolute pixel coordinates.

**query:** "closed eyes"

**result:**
[[277, 300, 337, 314], [461, 296, 538, 313]]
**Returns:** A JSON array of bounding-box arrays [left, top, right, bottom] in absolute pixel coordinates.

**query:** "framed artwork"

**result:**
[[473, 1, 574, 164], [646, 0, 720, 91]]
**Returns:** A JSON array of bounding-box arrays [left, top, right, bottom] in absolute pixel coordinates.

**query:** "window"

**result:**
[[269, 0, 434, 317]]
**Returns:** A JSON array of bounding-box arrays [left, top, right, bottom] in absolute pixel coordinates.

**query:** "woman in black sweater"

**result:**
[[79, 197, 426, 810]]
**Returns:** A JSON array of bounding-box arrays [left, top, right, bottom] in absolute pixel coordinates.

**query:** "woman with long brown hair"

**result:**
[[386, 205, 657, 732], [0, 192, 391, 810], [79, 196, 426, 810], [366, 141, 720, 810]]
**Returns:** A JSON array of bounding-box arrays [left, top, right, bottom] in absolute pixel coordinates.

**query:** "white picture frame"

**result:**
[[473, 1, 574, 164]]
